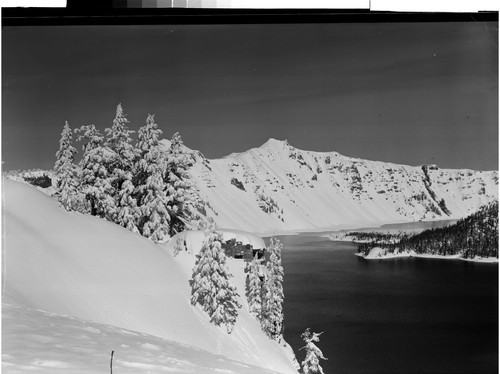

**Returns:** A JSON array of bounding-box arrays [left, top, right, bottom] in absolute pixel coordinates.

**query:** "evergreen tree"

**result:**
[[104, 103, 136, 166], [164, 132, 204, 236], [262, 237, 285, 339], [139, 171, 171, 242], [115, 178, 140, 233], [104, 103, 140, 231], [190, 220, 241, 333], [301, 328, 327, 374], [245, 254, 263, 320], [54, 121, 82, 211], [136, 113, 163, 155], [134, 114, 171, 242], [75, 124, 116, 219]]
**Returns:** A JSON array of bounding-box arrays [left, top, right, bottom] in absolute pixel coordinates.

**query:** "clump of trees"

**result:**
[[261, 237, 285, 339], [357, 201, 498, 259], [53, 104, 205, 243], [23, 174, 52, 188], [245, 254, 263, 320], [190, 220, 241, 333], [254, 186, 284, 221], [347, 231, 402, 244], [244, 236, 285, 340], [230, 177, 246, 191], [4, 169, 55, 190], [188, 230, 286, 337]]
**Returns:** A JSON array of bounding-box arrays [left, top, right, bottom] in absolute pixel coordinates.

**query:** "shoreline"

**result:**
[[355, 249, 498, 263], [256, 218, 452, 238], [325, 218, 460, 238]]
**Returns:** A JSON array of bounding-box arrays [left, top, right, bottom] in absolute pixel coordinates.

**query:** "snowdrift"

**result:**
[[2, 179, 298, 374], [2, 303, 288, 374]]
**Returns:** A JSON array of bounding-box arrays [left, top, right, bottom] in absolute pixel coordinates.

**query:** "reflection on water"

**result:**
[[269, 233, 498, 374]]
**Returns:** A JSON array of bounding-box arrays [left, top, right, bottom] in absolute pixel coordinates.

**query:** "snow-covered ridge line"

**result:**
[[188, 138, 498, 234]]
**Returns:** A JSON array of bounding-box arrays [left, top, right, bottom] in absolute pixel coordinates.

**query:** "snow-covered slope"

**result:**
[[2, 179, 298, 374], [2, 303, 288, 374], [189, 139, 498, 234]]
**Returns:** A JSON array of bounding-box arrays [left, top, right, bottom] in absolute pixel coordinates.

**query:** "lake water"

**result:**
[[275, 233, 498, 374]]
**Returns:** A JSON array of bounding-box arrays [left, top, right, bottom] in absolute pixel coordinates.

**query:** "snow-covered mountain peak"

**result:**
[[225, 139, 351, 169], [259, 138, 291, 151], [222, 138, 291, 160]]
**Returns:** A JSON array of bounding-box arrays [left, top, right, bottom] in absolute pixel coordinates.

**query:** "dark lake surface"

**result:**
[[276, 233, 498, 374]]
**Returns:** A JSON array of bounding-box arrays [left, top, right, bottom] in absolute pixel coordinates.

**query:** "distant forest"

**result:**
[[356, 201, 498, 259]]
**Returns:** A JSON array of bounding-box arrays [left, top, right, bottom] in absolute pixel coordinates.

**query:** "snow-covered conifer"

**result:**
[[75, 124, 116, 219], [115, 179, 140, 233], [76, 124, 104, 153], [54, 121, 82, 211], [190, 220, 241, 333], [300, 328, 327, 374], [136, 113, 163, 155], [134, 114, 171, 242], [54, 121, 77, 175], [164, 132, 204, 235], [261, 236, 285, 340], [105, 103, 136, 166], [245, 255, 263, 320], [104, 104, 140, 231]]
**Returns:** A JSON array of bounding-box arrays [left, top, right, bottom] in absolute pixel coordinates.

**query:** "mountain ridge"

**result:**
[[225, 138, 494, 171], [188, 138, 498, 235]]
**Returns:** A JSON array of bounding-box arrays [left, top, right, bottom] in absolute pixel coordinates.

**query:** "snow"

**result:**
[[357, 248, 498, 263], [2, 302, 283, 374], [358, 247, 414, 259], [2, 179, 298, 374]]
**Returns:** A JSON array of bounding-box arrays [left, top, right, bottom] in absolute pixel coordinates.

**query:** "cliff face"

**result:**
[[188, 139, 498, 234]]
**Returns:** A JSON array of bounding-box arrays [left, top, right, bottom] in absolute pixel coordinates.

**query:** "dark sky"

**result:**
[[2, 21, 498, 171]]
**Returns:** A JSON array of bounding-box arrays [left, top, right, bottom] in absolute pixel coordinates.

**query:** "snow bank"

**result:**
[[357, 247, 498, 263], [358, 247, 414, 259], [2, 302, 286, 374], [2, 179, 298, 374]]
